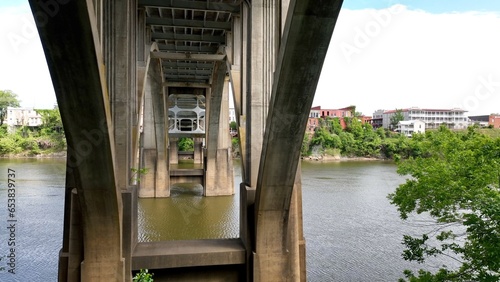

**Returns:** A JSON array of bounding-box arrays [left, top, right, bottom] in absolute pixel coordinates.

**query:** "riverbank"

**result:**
[[0, 151, 66, 158], [301, 154, 386, 162]]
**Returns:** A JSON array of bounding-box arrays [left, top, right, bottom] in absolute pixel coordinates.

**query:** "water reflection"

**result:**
[[138, 162, 241, 241]]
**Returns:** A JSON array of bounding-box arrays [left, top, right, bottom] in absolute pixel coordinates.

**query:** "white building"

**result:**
[[382, 107, 468, 130], [6, 107, 43, 128], [397, 120, 425, 137], [309, 106, 321, 118]]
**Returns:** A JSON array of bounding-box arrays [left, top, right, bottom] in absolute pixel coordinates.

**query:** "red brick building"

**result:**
[[307, 106, 369, 133], [490, 114, 500, 128]]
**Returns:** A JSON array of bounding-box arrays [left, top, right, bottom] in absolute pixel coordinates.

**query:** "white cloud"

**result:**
[[2, 4, 500, 115], [0, 3, 56, 109], [315, 5, 500, 116]]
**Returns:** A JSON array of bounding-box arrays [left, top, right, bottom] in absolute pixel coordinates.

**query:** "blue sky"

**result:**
[[0, 0, 26, 8], [343, 0, 500, 13]]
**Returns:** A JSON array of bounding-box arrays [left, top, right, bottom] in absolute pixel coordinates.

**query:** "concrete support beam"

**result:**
[[253, 0, 343, 280], [66, 189, 83, 281], [247, 0, 281, 188], [194, 138, 203, 164], [106, 1, 137, 275], [28, 0, 125, 280], [140, 69, 156, 197], [58, 156, 77, 281], [150, 59, 170, 197], [169, 138, 179, 164], [205, 62, 234, 196], [140, 57, 170, 197], [151, 51, 226, 61], [132, 239, 245, 269], [106, 0, 134, 192]]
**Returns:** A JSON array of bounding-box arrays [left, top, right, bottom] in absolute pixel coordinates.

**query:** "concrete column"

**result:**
[[205, 62, 234, 196], [247, 0, 281, 188], [67, 189, 83, 281], [122, 185, 138, 282], [247, 0, 265, 188], [58, 157, 77, 281], [194, 138, 203, 164], [106, 0, 133, 191], [252, 0, 343, 280], [29, 1, 127, 280], [140, 72, 156, 198], [150, 59, 169, 197], [169, 138, 179, 164]]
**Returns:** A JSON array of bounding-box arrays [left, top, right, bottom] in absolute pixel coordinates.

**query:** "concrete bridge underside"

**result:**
[[28, 0, 344, 281]]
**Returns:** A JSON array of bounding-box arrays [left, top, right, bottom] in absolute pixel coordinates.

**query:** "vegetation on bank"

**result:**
[[391, 126, 500, 281], [301, 116, 500, 160], [0, 108, 65, 156], [302, 115, 407, 159]]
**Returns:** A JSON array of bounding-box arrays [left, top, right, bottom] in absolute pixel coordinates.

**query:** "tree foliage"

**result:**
[[37, 107, 63, 134], [178, 137, 194, 151], [0, 90, 21, 125], [390, 109, 405, 130], [389, 126, 500, 281], [229, 121, 237, 131], [133, 269, 154, 282]]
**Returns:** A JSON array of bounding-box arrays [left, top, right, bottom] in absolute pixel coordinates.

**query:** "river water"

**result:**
[[0, 158, 455, 281]]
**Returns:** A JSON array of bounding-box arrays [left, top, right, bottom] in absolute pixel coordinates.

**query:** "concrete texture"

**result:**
[[28, 0, 125, 280], [253, 0, 344, 280], [132, 239, 245, 269], [205, 62, 234, 196]]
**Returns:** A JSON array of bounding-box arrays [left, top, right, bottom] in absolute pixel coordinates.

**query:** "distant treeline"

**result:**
[[302, 116, 500, 160]]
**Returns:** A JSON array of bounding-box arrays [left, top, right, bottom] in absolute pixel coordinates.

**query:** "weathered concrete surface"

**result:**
[[132, 239, 245, 269], [194, 138, 203, 163], [150, 59, 170, 197], [205, 62, 234, 196], [28, 0, 125, 280], [169, 167, 205, 186], [254, 0, 344, 280], [67, 189, 83, 281], [108, 0, 134, 192], [169, 138, 179, 164]]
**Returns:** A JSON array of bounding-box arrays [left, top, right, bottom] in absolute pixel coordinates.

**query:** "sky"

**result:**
[[1, 1, 500, 115]]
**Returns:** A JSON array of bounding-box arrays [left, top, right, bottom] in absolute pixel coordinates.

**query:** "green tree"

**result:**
[[330, 117, 343, 135], [389, 127, 500, 281], [178, 137, 194, 151], [375, 127, 386, 139], [0, 90, 21, 125], [229, 121, 237, 131], [390, 109, 404, 130], [133, 269, 154, 281], [37, 107, 63, 133], [348, 117, 363, 139]]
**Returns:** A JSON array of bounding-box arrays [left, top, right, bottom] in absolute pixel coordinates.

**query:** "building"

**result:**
[[397, 120, 425, 137], [490, 114, 500, 128], [469, 114, 500, 128], [229, 107, 236, 123], [318, 106, 354, 119], [6, 107, 43, 128], [380, 107, 468, 130], [306, 106, 358, 133], [370, 109, 384, 128], [306, 106, 321, 133], [382, 109, 410, 129]]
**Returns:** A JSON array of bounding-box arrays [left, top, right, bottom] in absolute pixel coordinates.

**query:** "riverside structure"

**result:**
[[28, 0, 344, 281]]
